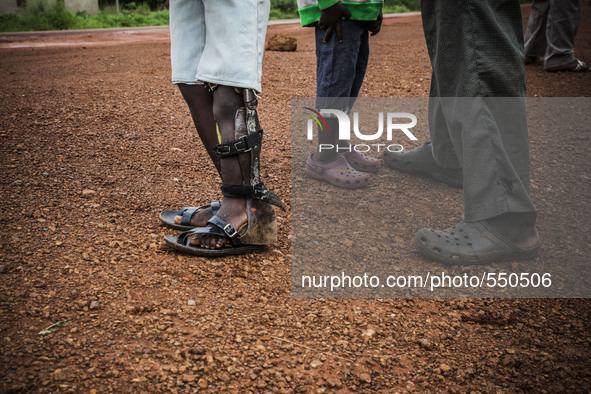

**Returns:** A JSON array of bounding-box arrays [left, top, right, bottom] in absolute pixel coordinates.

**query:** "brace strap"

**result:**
[[213, 129, 263, 158], [221, 182, 286, 211]]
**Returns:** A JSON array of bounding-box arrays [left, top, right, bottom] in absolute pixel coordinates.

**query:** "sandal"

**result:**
[[382, 141, 463, 188], [305, 153, 369, 189], [164, 189, 278, 256], [343, 150, 381, 173], [164, 88, 285, 256], [415, 220, 541, 265], [159, 200, 221, 231]]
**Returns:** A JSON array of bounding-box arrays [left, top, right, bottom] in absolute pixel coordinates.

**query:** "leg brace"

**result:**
[[213, 87, 285, 211]]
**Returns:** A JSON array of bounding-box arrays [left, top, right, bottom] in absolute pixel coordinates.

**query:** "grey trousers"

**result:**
[[421, 0, 537, 222], [524, 0, 583, 69]]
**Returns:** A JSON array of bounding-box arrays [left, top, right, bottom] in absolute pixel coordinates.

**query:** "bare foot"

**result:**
[[189, 197, 247, 249]]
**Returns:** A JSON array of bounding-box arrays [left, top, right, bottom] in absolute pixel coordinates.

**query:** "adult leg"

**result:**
[[524, 0, 550, 62], [382, 10, 464, 187], [544, 0, 588, 71], [414, 0, 539, 264]]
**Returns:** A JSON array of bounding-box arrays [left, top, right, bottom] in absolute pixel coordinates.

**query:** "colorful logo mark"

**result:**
[[303, 107, 328, 131]]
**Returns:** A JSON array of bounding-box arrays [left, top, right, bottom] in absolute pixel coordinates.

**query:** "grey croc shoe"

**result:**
[[382, 142, 463, 188], [305, 153, 370, 189], [415, 220, 541, 265]]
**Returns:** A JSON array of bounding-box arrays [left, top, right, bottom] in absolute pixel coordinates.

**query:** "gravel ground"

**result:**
[[1, 6, 590, 393]]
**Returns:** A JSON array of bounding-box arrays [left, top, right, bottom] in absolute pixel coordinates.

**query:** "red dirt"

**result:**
[[1, 6, 590, 393]]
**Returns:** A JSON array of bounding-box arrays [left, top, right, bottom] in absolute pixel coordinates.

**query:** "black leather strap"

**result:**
[[178, 201, 221, 226], [221, 182, 286, 211], [177, 215, 242, 247], [214, 130, 263, 158]]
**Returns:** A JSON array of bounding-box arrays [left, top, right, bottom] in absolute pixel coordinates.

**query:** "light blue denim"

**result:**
[[170, 0, 270, 92]]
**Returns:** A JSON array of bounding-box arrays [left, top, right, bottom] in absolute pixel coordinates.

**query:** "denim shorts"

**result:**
[[315, 20, 370, 112], [170, 0, 270, 92]]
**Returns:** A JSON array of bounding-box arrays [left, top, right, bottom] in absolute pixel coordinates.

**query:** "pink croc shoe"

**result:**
[[343, 150, 381, 173], [305, 153, 369, 189]]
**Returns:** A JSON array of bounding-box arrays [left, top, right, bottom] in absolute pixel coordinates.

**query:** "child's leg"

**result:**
[[336, 26, 380, 172], [314, 21, 368, 163], [177, 83, 220, 174]]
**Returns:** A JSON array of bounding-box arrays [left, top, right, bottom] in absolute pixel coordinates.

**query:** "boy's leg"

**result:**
[[168, 0, 219, 228], [195, 86, 248, 249], [314, 21, 366, 163], [177, 84, 220, 174], [168, 0, 282, 251]]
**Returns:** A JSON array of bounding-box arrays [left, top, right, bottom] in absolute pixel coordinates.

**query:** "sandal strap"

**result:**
[[178, 200, 221, 226], [179, 207, 199, 226], [213, 130, 263, 158], [221, 182, 286, 211], [210, 200, 221, 215], [177, 215, 242, 247]]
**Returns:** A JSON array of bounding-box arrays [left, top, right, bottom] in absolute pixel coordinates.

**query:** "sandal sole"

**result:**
[[159, 210, 197, 231], [415, 223, 541, 265], [164, 236, 266, 256]]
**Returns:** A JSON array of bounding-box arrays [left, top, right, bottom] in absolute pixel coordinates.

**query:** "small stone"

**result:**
[[361, 328, 376, 339], [187, 299, 196, 306], [310, 359, 323, 369], [256, 379, 267, 389], [218, 372, 230, 382], [82, 189, 96, 196], [358, 373, 372, 384], [440, 363, 451, 372], [197, 378, 208, 389], [0, 265, 6, 274], [417, 338, 431, 349], [89, 300, 100, 310], [182, 374, 196, 383], [265, 34, 297, 52]]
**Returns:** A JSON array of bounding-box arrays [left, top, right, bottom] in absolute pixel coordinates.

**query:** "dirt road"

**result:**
[[1, 6, 590, 392]]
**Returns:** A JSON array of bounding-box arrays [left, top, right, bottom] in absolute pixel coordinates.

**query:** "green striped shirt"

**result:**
[[297, 0, 384, 27]]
